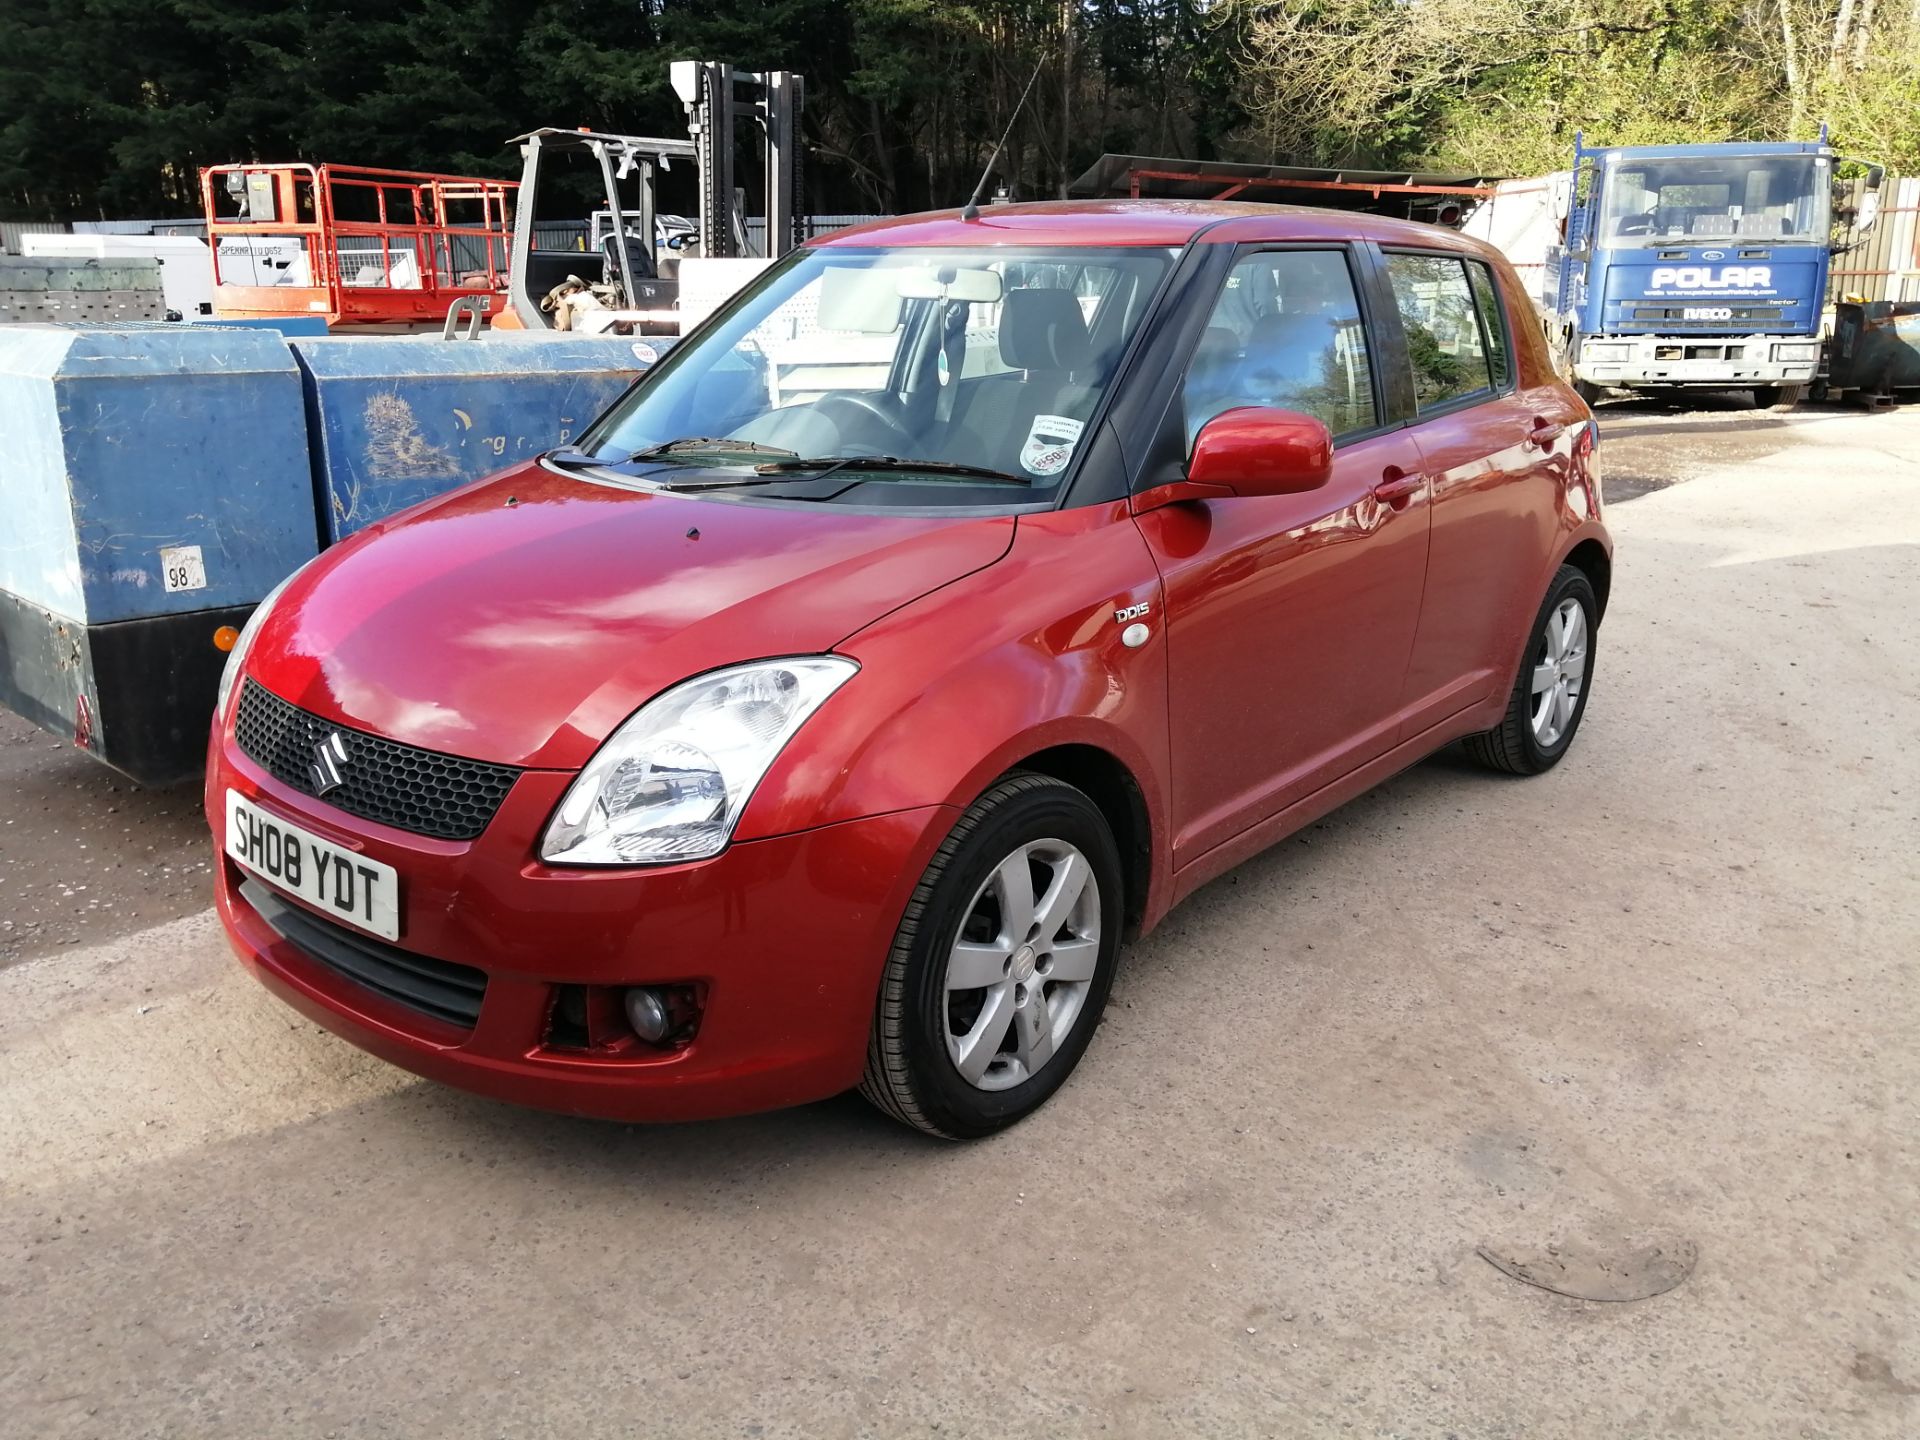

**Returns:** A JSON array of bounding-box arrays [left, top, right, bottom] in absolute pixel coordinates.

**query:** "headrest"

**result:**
[[1193, 325, 1240, 364], [999, 288, 1092, 371], [1248, 310, 1335, 347]]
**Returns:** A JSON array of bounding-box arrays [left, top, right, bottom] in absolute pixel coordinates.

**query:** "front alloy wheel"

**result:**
[[944, 838, 1103, 1091], [862, 774, 1123, 1138]]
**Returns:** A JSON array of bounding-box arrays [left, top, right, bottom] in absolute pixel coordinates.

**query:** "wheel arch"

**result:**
[[1561, 536, 1612, 620], [999, 743, 1154, 939]]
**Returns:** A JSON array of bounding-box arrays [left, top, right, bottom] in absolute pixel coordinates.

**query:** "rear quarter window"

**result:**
[[1466, 261, 1512, 390]]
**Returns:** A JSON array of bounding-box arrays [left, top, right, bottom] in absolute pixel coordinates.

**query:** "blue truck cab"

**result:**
[[1548, 135, 1861, 408]]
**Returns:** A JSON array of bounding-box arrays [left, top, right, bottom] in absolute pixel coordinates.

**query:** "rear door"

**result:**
[[1382, 250, 1576, 734], [1133, 245, 1433, 868]]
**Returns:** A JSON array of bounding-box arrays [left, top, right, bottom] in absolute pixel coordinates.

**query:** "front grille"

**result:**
[[1629, 305, 1785, 325], [235, 679, 520, 841], [241, 878, 487, 1030]]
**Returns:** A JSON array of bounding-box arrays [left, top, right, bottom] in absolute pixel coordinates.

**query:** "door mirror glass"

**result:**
[[1188, 406, 1332, 497]]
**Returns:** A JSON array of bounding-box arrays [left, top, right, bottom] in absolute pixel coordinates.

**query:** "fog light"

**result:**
[[624, 987, 671, 1043]]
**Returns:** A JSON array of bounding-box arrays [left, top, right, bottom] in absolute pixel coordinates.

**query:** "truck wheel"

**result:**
[[860, 774, 1124, 1139], [1573, 380, 1605, 406], [1754, 384, 1806, 413]]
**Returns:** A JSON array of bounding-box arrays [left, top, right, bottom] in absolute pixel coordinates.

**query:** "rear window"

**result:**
[[1385, 253, 1496, 412]]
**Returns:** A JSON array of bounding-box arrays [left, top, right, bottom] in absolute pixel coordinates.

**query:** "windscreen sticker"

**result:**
[[1019, 414, 1086, 477]]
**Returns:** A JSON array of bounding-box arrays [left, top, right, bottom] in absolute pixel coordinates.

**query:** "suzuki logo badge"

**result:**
[[310, 731, 351, 796]]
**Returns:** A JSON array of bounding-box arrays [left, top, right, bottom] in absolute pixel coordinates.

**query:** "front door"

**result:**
[[1133, 246, 1433, 868]]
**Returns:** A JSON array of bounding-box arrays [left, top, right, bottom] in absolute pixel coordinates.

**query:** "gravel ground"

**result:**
[[1, 400, 1916, 1439], [0, 721, 210, 966]]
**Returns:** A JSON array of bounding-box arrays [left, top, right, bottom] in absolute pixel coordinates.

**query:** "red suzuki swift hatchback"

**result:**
[[207, 202, 1609, 1138]]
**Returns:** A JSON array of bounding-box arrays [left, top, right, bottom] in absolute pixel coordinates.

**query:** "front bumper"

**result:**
[[1574, 333, 1821, 387], [208, 733, 954, 1122]]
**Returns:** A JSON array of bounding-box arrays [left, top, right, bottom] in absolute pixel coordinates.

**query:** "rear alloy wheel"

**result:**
[[860, 774, 1123, 1139], [1464, 565, 1599, 775]]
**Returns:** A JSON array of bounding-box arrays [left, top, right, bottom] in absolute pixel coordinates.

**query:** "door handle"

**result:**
[[1373, 469, 1425, 507], [1527, 417, 1566, 449]]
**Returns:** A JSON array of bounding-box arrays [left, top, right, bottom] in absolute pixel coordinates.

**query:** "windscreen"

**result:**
[[1598, 155, 1824, 245], [582, 244, 1174, 497]]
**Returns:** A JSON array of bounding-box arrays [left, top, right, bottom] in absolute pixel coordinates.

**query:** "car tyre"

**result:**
[[1464, 564, 1599, 776], [860, 773, 1124, 1139]]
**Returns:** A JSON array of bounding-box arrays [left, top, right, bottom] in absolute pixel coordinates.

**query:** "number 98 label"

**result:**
[[159, 544, 207, 593]]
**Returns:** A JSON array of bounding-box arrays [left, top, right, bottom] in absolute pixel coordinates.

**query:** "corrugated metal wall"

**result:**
[[0, 221, 70, 254], [73, 219, 209, 239], [1830, 175, 1920, 304]]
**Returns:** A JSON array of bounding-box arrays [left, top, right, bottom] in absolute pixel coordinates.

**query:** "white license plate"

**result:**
[[225, 791, 401, 941]]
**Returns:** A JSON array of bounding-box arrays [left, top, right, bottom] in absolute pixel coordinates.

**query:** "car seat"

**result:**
[[953, 288, 1098, 475], [1244, 310, 1340, 407]]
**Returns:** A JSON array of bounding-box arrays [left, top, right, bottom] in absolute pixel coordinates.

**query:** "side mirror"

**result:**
[[1857, 166, 1885, 233], [1187, 406, 1333, 497]]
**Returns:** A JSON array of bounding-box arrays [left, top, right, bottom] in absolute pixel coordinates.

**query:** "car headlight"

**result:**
[[540, 657, 858, 867], [215, 567, 302, 718]]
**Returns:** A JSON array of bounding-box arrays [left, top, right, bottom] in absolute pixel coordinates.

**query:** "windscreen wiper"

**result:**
[[545, 444, 634, 468], [755, 455, 1030, 486], [632, 437, 799, 462]]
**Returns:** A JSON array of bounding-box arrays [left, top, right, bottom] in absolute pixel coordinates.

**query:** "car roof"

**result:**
[[812, 199, 1492, 255]]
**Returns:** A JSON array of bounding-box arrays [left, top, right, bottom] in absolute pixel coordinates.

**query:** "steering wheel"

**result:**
[[813, 391, 912, 452]]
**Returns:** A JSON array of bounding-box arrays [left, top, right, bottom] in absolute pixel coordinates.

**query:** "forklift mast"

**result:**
[[505, 61, 806, 332], [670, 61, 806, 260]]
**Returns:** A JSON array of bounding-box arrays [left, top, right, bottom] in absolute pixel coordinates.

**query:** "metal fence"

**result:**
[[743, 213, 888, 253], [1830, 175, 1920, 304], [13, 212, 891, 259]]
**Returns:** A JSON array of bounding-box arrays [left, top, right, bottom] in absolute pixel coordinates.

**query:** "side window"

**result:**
[[1466, 261, 1512, 389], [1385, 253, 1494, 411], [1183, 249, 1377, 445]]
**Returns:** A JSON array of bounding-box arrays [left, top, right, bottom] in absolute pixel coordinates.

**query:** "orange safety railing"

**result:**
[[200, 162, 516, 326]]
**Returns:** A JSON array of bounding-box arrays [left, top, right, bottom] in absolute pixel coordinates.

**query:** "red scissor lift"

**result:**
[[201, 162, 515, 327]]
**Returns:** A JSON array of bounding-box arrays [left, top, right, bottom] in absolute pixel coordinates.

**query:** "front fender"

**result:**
[[735, 502, 1175, 924]]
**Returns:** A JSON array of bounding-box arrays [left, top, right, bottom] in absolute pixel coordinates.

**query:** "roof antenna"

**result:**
[[962, 49, 1052, 220]]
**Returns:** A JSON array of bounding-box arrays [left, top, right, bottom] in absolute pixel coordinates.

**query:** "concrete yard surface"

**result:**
[[2, 405, 1917, 1438]]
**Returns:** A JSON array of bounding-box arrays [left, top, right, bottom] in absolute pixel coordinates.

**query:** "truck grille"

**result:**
[[235, 679, 520, 842], [241, 878, 487, 1030], [1629, 305, 1785, 326]]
